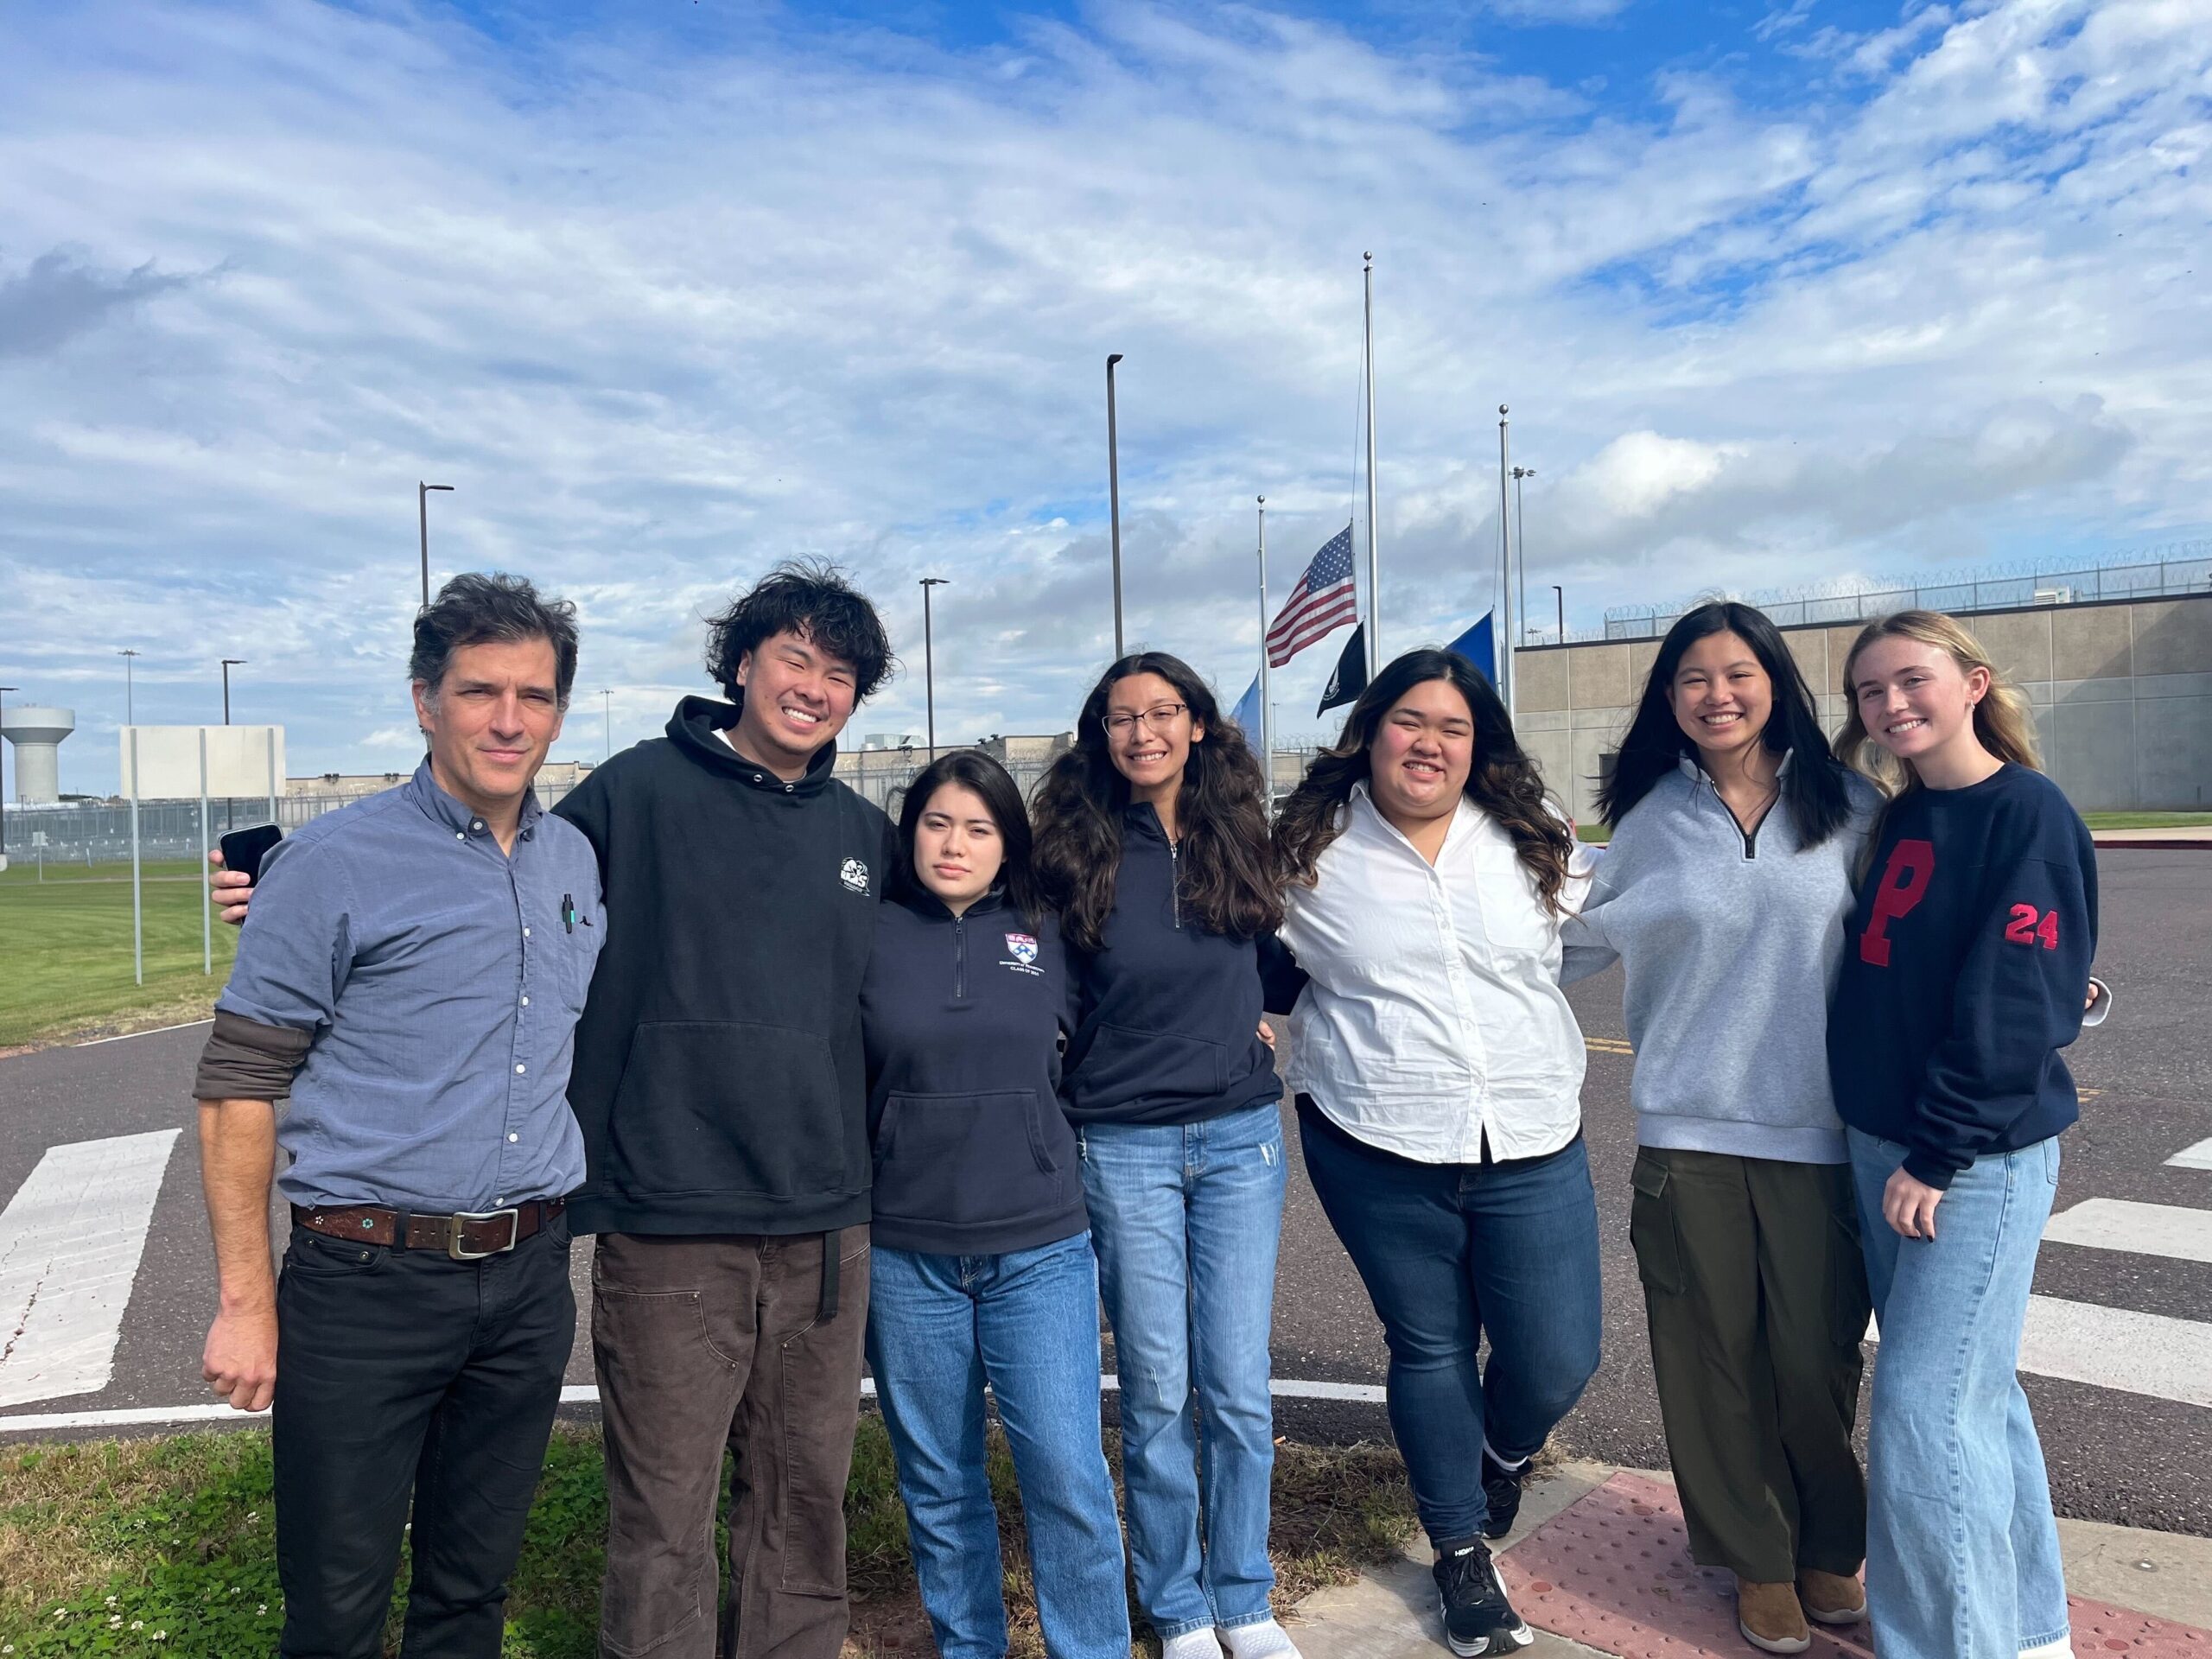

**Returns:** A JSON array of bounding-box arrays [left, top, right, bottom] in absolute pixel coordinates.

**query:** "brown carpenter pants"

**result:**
[[592, 1228, 871, 1659]]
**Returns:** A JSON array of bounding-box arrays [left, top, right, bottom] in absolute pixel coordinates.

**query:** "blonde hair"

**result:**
[[1836, 608, 2041, 795]]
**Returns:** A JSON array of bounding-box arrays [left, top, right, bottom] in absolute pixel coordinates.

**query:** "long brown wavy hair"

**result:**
[[1273, 648, 1576, 915], [1031, 652, 1283, 951]]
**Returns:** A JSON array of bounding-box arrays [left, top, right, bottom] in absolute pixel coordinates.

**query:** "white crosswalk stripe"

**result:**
[[2044, 1198, 2212, 1263], [0, 1129, 179, 1409], [2166, 1136, 2212, 1172]]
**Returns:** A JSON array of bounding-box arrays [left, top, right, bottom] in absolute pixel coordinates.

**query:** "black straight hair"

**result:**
[[894, 750, 1043, 928], [704, 558, 894, 703], [410, 571, 580, 708], [1596, 600, 1851, 847]]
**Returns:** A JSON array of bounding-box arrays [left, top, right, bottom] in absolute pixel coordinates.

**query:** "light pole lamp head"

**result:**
[[1107, 353, 1123, 369], [919, 576, 950, 590], [421, 482, 454, 493]]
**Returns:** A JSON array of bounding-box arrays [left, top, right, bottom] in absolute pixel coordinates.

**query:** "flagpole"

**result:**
[[1256, 496, 1274, 808], [1497, 404, 1516, 718], [1363, 253, 1381, 674]]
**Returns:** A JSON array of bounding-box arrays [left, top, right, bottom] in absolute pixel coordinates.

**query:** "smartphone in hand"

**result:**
[[218, 823, 283, 886]]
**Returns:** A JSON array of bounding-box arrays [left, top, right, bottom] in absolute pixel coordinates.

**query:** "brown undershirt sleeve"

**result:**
[[192, 1009, 313, 1102]]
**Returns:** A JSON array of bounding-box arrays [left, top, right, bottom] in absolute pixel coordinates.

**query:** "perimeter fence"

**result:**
[[1602, 543, 2212, 642], [5, 744, 1352, 869]]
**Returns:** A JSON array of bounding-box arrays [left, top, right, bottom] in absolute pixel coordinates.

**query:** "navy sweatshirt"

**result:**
[[1059, 802, 1283, 1128], [1827, 764, 2097, 1189], [555, 697, 893, 1236], [860, 889, 1090, 1255]]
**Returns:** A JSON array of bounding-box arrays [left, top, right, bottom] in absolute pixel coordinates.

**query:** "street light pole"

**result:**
[[602, 690, 613, 761], [919, 578, 950, 761], [418, 482, 454, 608], [1105, 354, 1125, 658], [1512, 466, 1535, 645], [1496, 409, 1514, 716], [119, 648, 139, 727], [220, 658, 246, 724], [1552, 584, 1565, 645], [0, 684, 16, 869]]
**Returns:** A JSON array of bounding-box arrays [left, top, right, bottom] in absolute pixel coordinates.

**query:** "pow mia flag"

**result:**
[[1317, 622, 1369, 716]]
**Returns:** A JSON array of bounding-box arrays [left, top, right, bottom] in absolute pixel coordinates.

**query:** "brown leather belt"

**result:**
[[292, 1198, 564, 1259]]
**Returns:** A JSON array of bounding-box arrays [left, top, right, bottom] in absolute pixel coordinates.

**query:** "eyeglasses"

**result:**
[[1103, 703, 1189, 736]]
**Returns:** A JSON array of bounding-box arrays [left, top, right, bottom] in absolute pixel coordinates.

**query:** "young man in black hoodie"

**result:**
[[553, 563, 895, 1659]]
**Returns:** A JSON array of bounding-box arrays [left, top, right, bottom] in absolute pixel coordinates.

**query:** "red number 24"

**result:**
[[2004, 904, 2060, 950]]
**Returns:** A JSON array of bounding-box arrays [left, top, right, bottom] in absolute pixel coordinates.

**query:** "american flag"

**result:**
[[1266, 524, 1358, 667]]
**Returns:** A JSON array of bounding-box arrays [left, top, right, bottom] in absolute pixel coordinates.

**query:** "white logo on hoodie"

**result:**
[[840, 858, 870, 894]]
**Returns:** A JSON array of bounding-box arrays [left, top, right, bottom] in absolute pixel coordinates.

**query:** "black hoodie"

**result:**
[[1059, 802, 1283, 1127], [554, 696, 893, 1236], [861, 889, 1089, 1255]]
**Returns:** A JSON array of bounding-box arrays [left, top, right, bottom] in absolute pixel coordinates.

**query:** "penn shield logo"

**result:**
[[1004, 932, 1039, 966], [839, 857, 871, 894]]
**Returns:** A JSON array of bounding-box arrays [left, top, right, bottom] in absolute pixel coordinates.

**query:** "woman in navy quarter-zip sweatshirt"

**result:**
[[1828, 610, 2108, 1659], [1031, 653, 1295, 1659], [858, 752, 1128, 1659]]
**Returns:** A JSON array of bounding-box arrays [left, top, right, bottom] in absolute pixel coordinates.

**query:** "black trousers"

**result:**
[[271, 1214, 575, 1659]]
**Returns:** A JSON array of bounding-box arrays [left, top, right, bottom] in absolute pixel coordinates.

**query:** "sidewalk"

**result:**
[[1291, 1461, 2212, 1659], [2093, 825, 2212, 850]]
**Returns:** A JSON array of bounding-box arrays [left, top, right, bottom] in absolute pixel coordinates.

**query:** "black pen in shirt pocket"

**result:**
[[562, 893, 575, 934]]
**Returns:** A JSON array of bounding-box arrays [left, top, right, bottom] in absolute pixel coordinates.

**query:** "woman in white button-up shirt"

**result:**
[[1270, 648, 1597, 1659]]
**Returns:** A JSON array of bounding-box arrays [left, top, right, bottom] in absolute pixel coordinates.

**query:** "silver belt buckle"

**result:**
[[448, 1206, 521, 1260]]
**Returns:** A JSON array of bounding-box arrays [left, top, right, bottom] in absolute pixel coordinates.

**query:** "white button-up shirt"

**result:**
[[1281, 784, 1595, 1165]]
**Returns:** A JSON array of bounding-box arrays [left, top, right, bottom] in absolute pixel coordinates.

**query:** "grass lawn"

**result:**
[[0, 1422, 1419, 1658], [2079, 810, 2212, 830], [0, 861, 233, 1050]]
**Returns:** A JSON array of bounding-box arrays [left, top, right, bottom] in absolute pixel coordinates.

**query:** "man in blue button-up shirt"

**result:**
[[192, 573, 602, 1659]]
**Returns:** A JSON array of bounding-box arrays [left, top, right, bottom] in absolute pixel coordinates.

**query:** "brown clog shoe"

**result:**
[[1797, 1568, 1868, 1626], [1737, 1579, 1811, 1655]]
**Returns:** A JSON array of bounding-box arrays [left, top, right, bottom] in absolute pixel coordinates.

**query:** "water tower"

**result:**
[[1, 705, 74, 803]]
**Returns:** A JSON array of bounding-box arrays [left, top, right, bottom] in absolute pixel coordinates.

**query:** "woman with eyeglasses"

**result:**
[[1032, 652, 1294, 1659]]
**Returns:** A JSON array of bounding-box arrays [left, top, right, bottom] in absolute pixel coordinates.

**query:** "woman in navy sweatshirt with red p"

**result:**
[[1829, 609, 2107, 1659], [861, 750, 1129, 1659]]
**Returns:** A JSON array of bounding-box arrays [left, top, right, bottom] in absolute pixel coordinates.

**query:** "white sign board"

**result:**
[[118, 726, 285, 799]]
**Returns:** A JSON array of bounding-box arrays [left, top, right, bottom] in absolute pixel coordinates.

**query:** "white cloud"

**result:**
[[0, 0, 2207, 781]]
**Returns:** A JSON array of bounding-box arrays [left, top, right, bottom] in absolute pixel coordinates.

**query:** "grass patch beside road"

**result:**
[[2081, 810, 2212, 830], [0, 860, 232, 1049], [0, 1422, 1418, 1657]]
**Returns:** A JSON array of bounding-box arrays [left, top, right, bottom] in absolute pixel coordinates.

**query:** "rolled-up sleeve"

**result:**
[[213, 836, 354, 1043]]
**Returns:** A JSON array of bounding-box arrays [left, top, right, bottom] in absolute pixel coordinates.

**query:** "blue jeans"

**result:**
[[1849, 1128, 2069, 1659], [1298, 1100, 1602, 1545], [866, 1233, 1130, 1659], [1077, 1102, 1287, 1640]]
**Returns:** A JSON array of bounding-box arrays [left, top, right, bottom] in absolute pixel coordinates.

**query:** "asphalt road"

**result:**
[[3, 849, 2208, 1535]]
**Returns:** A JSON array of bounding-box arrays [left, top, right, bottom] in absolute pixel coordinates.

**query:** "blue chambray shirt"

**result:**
[[217, 760, 603, 1211]]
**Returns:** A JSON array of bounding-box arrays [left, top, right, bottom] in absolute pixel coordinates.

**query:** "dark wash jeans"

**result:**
[[592, 1229, 871, 1659], [271, 1215, 575, 1659], [1296, 1098, 1602, 1545]]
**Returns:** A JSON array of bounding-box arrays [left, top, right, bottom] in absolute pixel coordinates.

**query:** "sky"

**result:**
[[3, 0, 2209, 792]]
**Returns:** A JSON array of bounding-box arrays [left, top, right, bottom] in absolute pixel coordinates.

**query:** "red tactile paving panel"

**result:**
[[1498, 1471, 2210, 1659]]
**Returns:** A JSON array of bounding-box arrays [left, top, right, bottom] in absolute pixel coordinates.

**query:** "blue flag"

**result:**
[[1230, 674, 1262, 738], [1446, 611, 1496, 687]]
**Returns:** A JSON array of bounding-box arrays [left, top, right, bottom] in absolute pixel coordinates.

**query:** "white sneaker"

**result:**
[[1221, 1619, 1303, 1659], [1163, 1630, 1226, 1659]]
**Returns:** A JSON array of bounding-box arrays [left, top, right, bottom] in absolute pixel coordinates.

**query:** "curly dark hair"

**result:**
[[1273, 648, 1575, 915], [410, 571, 580, 708], [703, 559, 893, 702], [1031, 652, 1283, 951], [893, 749, 1044, 929]]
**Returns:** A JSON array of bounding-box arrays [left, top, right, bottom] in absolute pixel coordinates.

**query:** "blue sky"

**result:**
[[3, 0, 2207, 791]]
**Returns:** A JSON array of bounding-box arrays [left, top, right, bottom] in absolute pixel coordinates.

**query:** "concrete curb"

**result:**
[[2092, 836, 2212, 850], [1287, 1461, 2212, 1659]]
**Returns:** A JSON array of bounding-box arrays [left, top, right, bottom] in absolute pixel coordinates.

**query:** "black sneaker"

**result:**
[[1433, 1537, 1534, 1657], [1480, 1449, 1527, 1539]]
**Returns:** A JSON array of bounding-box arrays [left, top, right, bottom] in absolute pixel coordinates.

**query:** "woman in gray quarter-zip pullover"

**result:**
[[1560, 602, 1878, 1656]]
